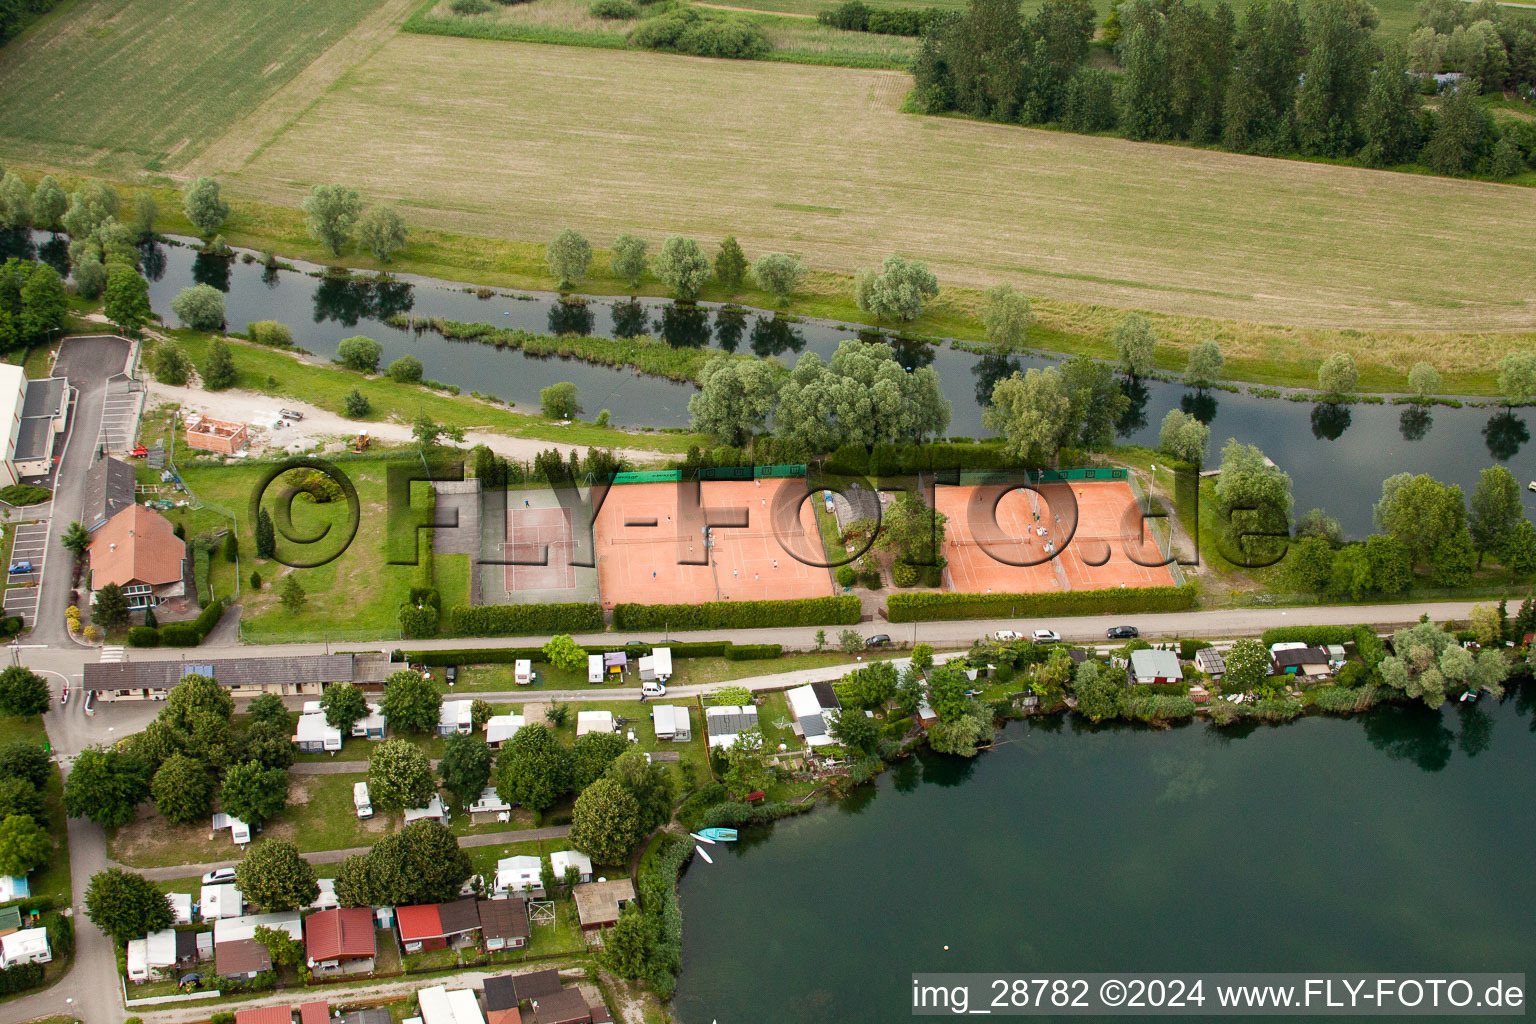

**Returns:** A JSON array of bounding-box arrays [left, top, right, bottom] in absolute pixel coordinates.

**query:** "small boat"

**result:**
[[694, 845, 714, 864], [689, 832, 715, 845], [698, 828, 738, 842], [1460, 690, 1478, 702]]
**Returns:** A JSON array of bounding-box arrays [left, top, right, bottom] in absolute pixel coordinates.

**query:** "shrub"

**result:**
[[722, 643, 781, 661], [336, 335, 382, 373], [891, 560, 918, 587], [126, 626, 160, 647], [613, 596, 861, 630], [1257, 625, 1356, 647], [629, 8, 769, 58], [246, 321, 293, 347], [590, 0, 639, 16], [0, 484, 50, 506], [450, 0, 493, 10], [447, 603, 604, 636], [170, 285, 225, 331], [388, 355, 424, 383], [886, 585, 1197, 622], [1179, 638, 1212, 660], [540, 382, 580, 419], [835, 565, 856, 588], [344, 388, 370, 417]]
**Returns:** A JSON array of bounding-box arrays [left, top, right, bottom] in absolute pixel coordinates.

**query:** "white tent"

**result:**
[[469, 786, 511, 814], [311, 878, 338, 910], [651, 704, 690, 741], [549, 849, 592, 883], [210, 812, 251, 844], [418, 985, 486, 1024], [146, 927, 179, 969], [293, 712, 342, 752], [0, 927, 50, 967], [638, 647, 673, 681], [438, 700, 473, 735], [352, 702, 387, 738], [587, 653, 604, 684], [0, 876, 27, 902], [576, 710, 614, 736], [200, 883, 243, 920], [214, 911, 302, 945], [485, 714, 525, 747], [168, 892, 193, 925], [404, 794, 446, 823], [494, 855, 543, 896]]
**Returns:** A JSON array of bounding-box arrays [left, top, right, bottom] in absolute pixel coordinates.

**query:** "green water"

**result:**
[[673, 687, 1536, 1023]]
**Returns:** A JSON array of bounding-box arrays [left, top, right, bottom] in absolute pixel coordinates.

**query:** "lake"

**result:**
[[672, 686, 1536, 1023], [9, 230, 1536, 537]]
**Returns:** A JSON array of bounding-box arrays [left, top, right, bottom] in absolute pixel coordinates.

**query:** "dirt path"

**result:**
[[693, 1, 819, 15], [145, 382, 664, 464]]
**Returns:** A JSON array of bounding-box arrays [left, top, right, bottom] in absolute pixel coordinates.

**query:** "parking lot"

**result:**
[[4, 518, 51, 627], [97, 374, 144, 453]]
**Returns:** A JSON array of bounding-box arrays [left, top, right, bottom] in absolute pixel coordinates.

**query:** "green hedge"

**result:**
[[126, 626, 160, 647], [447, 603, 604, 636], [193, 547, 212, 607], [613, 595, 861, 630], [1257, 625, 1357, 647], [723, 643, 781, 661], [192, 599, 226, 638], [886, 585, 1197, 622], [159, 622, 202, 646]]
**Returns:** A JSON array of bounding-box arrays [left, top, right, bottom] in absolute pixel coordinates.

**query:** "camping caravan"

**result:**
[[354, 782, 373, 819]]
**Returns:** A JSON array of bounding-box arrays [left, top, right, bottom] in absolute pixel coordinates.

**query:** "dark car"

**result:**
[[179, 972, 202, 989], [445, 666, 457, 684], [865, 634, 892, 648], [1107, 625, 1139, 640], [625, 639, 648, 647]]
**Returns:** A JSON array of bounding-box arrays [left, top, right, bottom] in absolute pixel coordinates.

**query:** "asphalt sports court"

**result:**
[[938, 481, 1175, 594], [480, 487, 599, 606], [594, 479, 834, 608]]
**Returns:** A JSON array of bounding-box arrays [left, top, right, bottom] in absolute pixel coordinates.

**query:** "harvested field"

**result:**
[[0, 0, 395, 175], [220, 37, 1536, 332]]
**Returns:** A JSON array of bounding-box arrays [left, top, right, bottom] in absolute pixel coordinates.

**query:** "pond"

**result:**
[[672, 687, 1536, 1024], [8, 229, 1535, 536]]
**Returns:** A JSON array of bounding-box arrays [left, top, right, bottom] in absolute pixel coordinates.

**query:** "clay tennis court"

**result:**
[[594, 479, 834, 607], [937, 481, 1175, 594]]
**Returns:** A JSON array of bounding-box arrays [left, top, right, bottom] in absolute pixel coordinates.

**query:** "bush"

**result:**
[[886, 585, 1197, 622], [540, 381, 580, 419], [891, 560, 918, 587], [629, 8, 769, 58], [1124, 693, 1197, 722], [245, 321, 293, 347], [450, 0, 493, 10], [817, 0, 870, 29], [159, 623, 201, 646], [0, 485, 49, 506], [336, 335, 382, 373], [835, 565, 856, 588], [388, 355, 424, 383], [590, 0, 639, 16], [613, 596, 861, 630], [1179, 638, 1212, 660], [126, 626, 160, 647], [170, 284, 224, 331], [722, 643, 781, 661], [1257, 625, 1356, 647], [447, 603, 604, 636]]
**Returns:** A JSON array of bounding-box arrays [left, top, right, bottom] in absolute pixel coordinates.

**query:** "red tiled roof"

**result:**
[[88, 505, 184, 587], [306, 907, 376, 962], [234, 1007, 294, 1024], [395, 903, 445, 942], [299, 1002, 330, 1024], [487, 1010, 522, 1024]]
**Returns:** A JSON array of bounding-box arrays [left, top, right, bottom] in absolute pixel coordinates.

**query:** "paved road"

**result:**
[[135, 824, 573, 881]]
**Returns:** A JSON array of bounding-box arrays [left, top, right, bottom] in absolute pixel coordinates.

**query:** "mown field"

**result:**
[[219, 35, 1536, 337], [0, 0, 394, 175]]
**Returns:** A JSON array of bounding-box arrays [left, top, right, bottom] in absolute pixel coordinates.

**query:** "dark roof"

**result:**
[[484, 974, 521, 1012], [14, 417, 51, 463], [705, 710, 756, 735], [437, 896, 481, 936], [1273, 647, 1329, 668], [84, 654, 357, 692], [530, 989, 591, 1024], [589, 1005, 612, 1024], [809, 682, 840, 710], [217, 938, 272, 976], [175, 929, 199, 962], [83, 457, 136, 532], [797, 712, 827, 739], [20, 377, 63, 418], [339, 1010, 391, 1024], [478, 899, 530, 942], [514, 968, 565, 1000], [1067, 648, 1088, 665]]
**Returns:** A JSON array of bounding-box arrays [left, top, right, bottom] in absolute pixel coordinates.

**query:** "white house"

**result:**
[[200, 883, 243, 920], [214, 910, 303, 946], [484, 714, 525, 749], [638, 647, 673, 682], [352, 703, 387, 740], [576, 710, 614, 736], [651, 704, 690, 742], [705, 705, 758, 749], [786, 684, 835, 747], [438, 700, 474, 736], [468, 787, 511, 815], [0, 927, 50, 967], [168, 892, 194, 925], [404, 794, 447, 824], [494, 855, 544, 897], [293, 712, 343, 753], [549, 850, 593, 884], [417, 985, 486, 1024]]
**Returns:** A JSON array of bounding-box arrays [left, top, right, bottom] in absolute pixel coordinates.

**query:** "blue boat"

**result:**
[[698, 828, 738, 842]]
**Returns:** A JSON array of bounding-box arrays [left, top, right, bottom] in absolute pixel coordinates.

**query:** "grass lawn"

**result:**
[[107, 772, 399, 868], [546, 700, 711, 795], [0, 0, 395, 176], [755, 690, 802, 753], [0, 717, 70, 908]]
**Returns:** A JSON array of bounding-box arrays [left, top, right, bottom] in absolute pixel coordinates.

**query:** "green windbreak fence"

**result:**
[[610, 465, 807, 484], [955, 467, 1128, 486]]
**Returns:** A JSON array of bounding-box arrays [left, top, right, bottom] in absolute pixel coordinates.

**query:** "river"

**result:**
[[671, 687, 1536, 1023], [8, 230, 1536, 537]]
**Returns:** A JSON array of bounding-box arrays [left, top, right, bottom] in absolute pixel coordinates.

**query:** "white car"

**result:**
[[201, 867, 237, 885], [1031, 629, 1062, 644], [993, 630, 1022, 642]]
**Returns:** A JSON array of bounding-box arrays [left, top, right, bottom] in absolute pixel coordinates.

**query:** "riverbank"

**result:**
[[6, 164, 1532, 396]]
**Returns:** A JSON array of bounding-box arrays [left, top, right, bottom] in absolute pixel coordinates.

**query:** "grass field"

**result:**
[[0, 0, 396, 175], [214, 36, 1536, 344]]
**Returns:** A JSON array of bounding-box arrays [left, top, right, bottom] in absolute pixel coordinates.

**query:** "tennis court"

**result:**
[[594, 478, 835, 608], [937, 481, 1175, 594], [480, 487, 600, 606]]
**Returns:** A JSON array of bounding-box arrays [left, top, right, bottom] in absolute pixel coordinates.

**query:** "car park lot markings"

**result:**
[[4, 519, 51, 626]]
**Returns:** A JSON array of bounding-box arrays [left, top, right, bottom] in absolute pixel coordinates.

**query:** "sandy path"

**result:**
[[146, 382, 667, 465]]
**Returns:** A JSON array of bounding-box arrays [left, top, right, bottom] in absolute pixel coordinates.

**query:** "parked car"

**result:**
[[445, 666, 457, 684], [1107, 625, 1139, 640], [280, 408, 304, 420], [7, 561, 31, 575], [865, 634, 892, 648], [641, 681, 666, 698], [625, 639, 648, 647], [1031, 629, 1062, 644], [993, 630, 1022, 642], [201, 867, 237, 885], [178, 973, 202, 989]]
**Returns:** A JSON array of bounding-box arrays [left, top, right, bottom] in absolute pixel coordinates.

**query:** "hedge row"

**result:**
[[403, 640, 780, 667], [613, 595, 861, 630], [126, 599, 227, 648], [447, 603, 604, 636], [886, 584, 1197, 622], [1257, 625, 1358, 647]]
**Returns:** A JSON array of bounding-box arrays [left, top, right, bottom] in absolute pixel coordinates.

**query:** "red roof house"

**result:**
[[397, 898, 480, 953], [235, 1008, 295, 1024], [305, 907, 377, 973], [299, 1002, 330, 1024]]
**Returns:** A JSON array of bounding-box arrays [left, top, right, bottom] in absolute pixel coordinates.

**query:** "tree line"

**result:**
[[913, 0, 1536, 178]]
